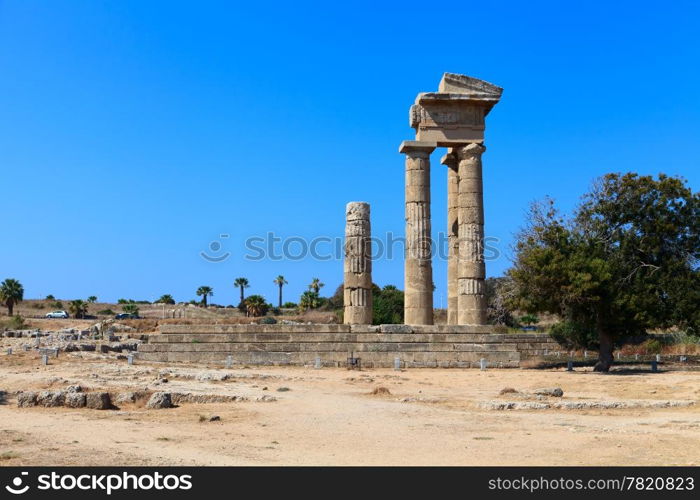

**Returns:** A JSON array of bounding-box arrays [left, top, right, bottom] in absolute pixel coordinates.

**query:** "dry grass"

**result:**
[[370, 386, 391, 396]]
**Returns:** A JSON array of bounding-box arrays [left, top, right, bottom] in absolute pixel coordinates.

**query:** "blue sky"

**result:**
[[1, 1, 698, 306]]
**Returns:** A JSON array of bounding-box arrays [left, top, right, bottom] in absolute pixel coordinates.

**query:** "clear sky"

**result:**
[[1, 0, 698, 306]]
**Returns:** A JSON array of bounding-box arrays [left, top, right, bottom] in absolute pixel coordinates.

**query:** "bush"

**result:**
[[97, 309, 115, 315], [549, 321, 598, 349], [0, 315, 27, 330], [49, 301, 63, 310], [260, 317, 277, 324], [641, 339, 663, 354], [282, 302, 297, 308]]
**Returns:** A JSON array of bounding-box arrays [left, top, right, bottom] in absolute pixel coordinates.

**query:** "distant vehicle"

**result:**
[[115, 313, 141, 320], [45, 310, 69, 319]]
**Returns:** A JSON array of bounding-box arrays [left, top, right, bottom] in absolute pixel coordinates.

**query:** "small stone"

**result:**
[[17, 391, 38, 407], [85, 392, 112, 410], [256, 395, 277, 402], [533, 387, 564, 397], [209, 415, 221, 422], [65, 393, 86, 408], [146, 392, 173, 409], [276, 387, 290, 392]]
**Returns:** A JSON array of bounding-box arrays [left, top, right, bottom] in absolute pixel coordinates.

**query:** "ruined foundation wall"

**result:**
[[136, 324, 560, 368]]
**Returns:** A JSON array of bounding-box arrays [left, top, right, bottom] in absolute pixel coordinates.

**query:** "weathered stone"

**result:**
[[17, 391, 37, 407], [344, 202, 373, 325], [533, 387, 564, 397], [85, 392, 112, 410], [66, 385, 83, 393], [400, 141, 435, 325], [37, 391, 65, 407], [65, 393, 86, 408], [146, 392, 173, 409]]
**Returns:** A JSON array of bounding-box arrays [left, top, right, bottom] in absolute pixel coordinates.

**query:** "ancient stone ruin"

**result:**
[[400, 73, 502, 326]]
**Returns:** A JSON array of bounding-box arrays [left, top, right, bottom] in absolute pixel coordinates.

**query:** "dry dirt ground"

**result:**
[[0, 342, 699, 466]]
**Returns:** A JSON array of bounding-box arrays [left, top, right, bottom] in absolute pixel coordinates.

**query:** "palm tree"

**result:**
[[299, 290, 321, 311], [122, 304, 140, 316], [233, 277, 250, 304], [273, 275, 288, 308], [69, 299, 89, 319], [308, 278, 324, 295], [156, 294, 175, 305], [245, 294, 268, 317], [196, 286, 213, 307], [87, 296, 97, 303], [0, 278, 24, 316]]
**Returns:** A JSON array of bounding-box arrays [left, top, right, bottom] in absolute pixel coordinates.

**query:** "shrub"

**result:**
[[0, 315, 27, 330], [97, 309, 115, 315], [49, 301, 63, 309], [641, 339, 663, 354], [282, 302, 297, 308], [549, 321, 598, 349], [260, 317, 277, 324]]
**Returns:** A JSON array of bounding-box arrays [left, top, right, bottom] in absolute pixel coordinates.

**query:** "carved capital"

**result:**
[[456, 143, 486, 160]]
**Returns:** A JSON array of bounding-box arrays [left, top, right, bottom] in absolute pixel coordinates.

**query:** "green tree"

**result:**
[[156, 294, 176, 305], [0, 278, 24, 316], [308, 278, 324, 295], [299, 290, 321, 311], [508, 173, 700, 371], [69, 299, 89, 319], [87, 296, 97, 303], [372, 284, 404, 325], [273, 275, 288, 308], [234, 277, 250, 304], [244, 294, 269, 317], [196, 286, 213, 307], [121, 304, 140, 316], [45, 294, 55, 301]]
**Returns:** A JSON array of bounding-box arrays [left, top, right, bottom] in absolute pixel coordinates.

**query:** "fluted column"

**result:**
[[343, 202, 373, 324], [441, 150, 459, 325], [400, 141, 435, 325], [456, 143, 487, 325]]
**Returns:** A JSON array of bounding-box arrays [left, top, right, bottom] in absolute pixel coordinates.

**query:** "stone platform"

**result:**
[[136, 324, 560, 368]]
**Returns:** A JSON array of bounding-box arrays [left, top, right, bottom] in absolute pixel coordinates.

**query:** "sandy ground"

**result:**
[[0, 341, 699, 466]]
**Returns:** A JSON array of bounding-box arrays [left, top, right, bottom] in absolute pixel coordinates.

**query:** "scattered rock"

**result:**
[[370, 386, 391, 396], [146, 392, 173, 409], [115, 392, 137, 404], [533, 387, 564, 397], [37, 391, 65, 407], [256, 395, 277, 402], [66, 385, 83, 393], [85, 392, 112, 410], [209, 415, 221, 422], [170, 392, 246, 404], [17, 392, 37, 408], [65, 393, 86, 408], [276, 387, 290, 392]]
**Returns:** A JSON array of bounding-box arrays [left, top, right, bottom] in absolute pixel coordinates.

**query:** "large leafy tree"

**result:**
[[0, 278, 24, 316], [273, 275, 288, 308], [372, 284, 404, 325], [233, 277, 250, 304], [509, 173, 700, 371], [196, 286, 213, 307]]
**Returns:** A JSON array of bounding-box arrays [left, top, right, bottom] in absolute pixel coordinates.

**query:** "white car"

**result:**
[[45, 310, 69, 319]]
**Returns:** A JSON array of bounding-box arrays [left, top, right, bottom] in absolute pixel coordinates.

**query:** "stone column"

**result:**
[[456, 143, 487, 325], [343, 202, 372, 324], [441, 150, 459, 325], [400, 141, 435, 325]]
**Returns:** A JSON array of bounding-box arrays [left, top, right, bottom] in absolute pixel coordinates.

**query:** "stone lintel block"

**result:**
[[399, 140, 437, 155]]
